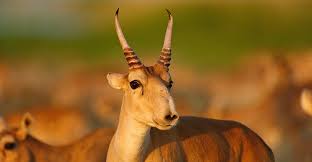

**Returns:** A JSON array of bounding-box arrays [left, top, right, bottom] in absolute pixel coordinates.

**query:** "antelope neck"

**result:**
[[107, 95, 151, 162]]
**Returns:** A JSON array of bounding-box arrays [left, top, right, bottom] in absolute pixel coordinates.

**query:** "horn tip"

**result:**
[[165, 9, 172, 19], [116, 8, 120, 16]]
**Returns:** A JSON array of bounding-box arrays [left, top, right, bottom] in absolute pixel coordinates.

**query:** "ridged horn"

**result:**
[[115, 8, 143, 69], [158, 9, 173, 68]]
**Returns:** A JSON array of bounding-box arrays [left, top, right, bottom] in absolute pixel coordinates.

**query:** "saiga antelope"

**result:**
[[0, 113, 113, 162], [106, 9, 274, 162]]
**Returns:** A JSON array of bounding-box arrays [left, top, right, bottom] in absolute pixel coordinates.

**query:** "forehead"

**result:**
[[0, 130, 15, 141], [128, 66, 171, 82]]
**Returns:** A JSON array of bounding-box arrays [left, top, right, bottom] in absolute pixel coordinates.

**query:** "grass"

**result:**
[[0, 3, 312, 70]]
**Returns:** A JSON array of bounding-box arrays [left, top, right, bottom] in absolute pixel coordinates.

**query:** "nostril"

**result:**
[[165, 114, 178, 121]]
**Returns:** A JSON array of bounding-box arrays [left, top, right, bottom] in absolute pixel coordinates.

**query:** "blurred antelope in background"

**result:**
[[3, 107, 91, 146], [106, 9, 274, 162], [301, 89, 312, 116], [204, 55, 312, 162], [0, 113, 113, 162]]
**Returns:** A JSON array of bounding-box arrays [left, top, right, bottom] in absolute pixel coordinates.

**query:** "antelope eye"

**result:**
[[130, 80, 141, 89], [4, 142, 16, 150]]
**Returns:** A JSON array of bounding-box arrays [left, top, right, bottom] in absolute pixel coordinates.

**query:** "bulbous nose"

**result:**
[[164, 113, 179, 123], [165, 114, 178, 121]]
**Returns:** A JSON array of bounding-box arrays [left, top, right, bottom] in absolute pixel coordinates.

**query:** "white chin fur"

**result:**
[[155, 124, 174, 130]]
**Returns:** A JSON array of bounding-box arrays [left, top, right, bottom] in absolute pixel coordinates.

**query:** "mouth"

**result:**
[[152, 119, 177, 130]]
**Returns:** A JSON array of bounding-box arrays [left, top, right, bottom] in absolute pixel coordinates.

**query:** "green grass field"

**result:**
[[1, 2, 312, 69]]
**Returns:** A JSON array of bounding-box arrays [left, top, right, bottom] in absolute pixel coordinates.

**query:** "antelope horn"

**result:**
[[115, 8, 143, 69], [158, 9, 173, 68]]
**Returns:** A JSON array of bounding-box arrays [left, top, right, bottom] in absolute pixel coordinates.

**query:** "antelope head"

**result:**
[[0, 113, 33, 162], [107, 9, 179, 130]]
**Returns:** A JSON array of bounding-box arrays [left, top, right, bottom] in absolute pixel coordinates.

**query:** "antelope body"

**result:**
[[0, 114, 113, 162], [106, 9, 274, 162]]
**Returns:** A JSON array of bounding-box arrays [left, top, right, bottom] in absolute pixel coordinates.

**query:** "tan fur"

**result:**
[[0, 114, 114, 162], [145, 117, 274, 162]]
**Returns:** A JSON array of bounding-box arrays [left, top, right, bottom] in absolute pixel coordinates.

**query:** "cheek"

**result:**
[[3, 151, 19, 162], [128, 86, 144, 97], [133, 97, 155, 119]]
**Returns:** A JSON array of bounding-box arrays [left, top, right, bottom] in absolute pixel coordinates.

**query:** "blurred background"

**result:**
[[0, 0, 312, 161]]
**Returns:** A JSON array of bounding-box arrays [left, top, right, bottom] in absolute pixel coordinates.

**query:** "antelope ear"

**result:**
[[16, 113, 34, 140], [301, 89, 312, 116], [106, 73, 127, 90]]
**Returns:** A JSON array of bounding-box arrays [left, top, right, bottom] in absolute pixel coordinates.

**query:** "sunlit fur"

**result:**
[[0, 114, 113, 162], [106, 63, 274, 162]]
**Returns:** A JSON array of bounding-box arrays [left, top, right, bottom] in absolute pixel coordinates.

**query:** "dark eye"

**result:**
[[130, 80, 141, 89], [168, 81, 173, 89], [4, 142, 16, 150]]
